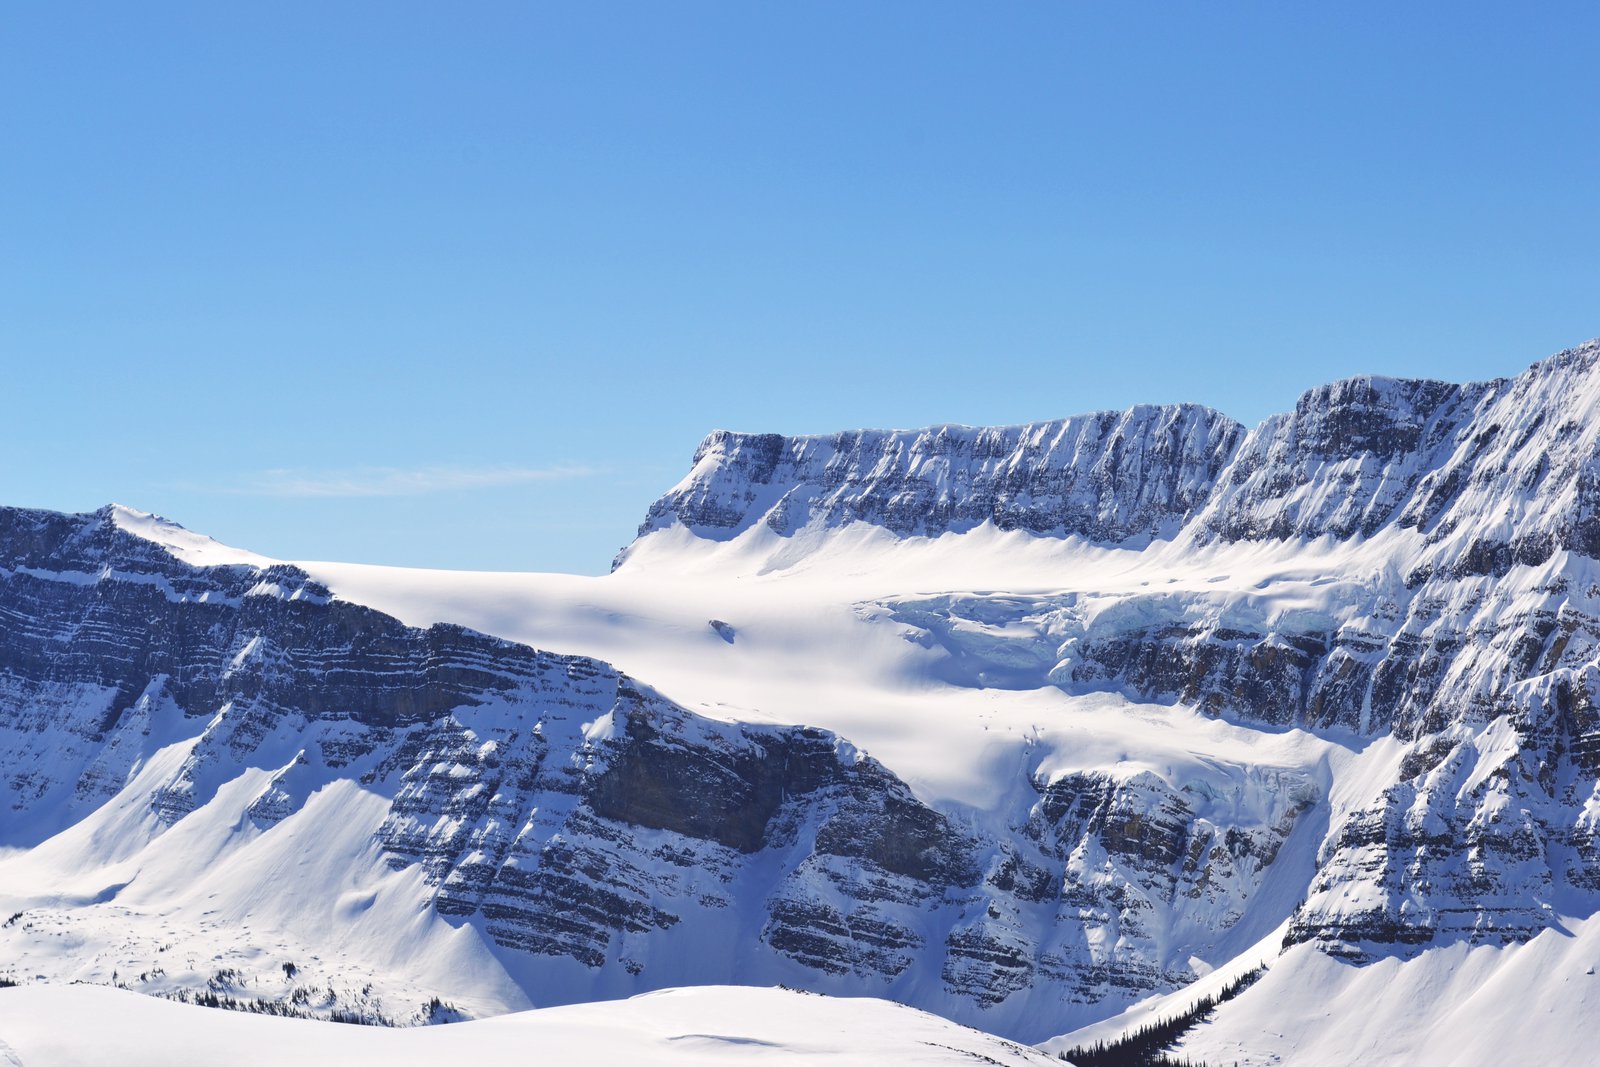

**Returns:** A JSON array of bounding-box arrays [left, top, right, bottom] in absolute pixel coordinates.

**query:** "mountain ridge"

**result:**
[[625, 339, 1598, 569]]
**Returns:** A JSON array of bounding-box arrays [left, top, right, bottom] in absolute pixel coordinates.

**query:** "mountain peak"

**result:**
[[621, 404, 1246, 566], [103, 502, 276, 569]]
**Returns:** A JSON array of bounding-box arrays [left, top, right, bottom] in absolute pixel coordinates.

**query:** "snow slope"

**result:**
[[0, 983, 1060, 1067], [1044, 917, 1600, 1067], [298, 526, 1356, 812]]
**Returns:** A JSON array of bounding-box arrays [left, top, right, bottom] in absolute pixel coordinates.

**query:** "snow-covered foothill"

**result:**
[[0, 983, 1061, 1067]]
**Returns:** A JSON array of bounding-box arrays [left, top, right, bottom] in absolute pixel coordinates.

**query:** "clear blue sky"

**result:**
[[3, 3, 1597, 573]]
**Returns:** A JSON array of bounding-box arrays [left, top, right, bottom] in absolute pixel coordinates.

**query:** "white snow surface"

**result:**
[[1046, 921, 1600, 1067], [107, 504, 276, 569], [0, 983, 1060, 1067], [298, 524, 1366, 812]]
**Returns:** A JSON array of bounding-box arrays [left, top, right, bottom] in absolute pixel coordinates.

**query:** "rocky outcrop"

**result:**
[[629, 404, 1246, 548], [631, 341, 1600, 572], [882, 559, 1600, 957]]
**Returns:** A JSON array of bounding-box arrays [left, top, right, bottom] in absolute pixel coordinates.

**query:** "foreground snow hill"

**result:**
[[5, 340, 1600, 1064], [1062, 927, 1600, 1066], [0, 984, 1059, 1067]]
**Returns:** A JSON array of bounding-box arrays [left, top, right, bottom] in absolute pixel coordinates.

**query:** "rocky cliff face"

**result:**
[[634, 342, 1600, 569], [632, 403, 1247, 546]]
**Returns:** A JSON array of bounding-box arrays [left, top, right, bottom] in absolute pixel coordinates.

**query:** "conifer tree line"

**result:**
[[158, 987, 400, 1026], [1059, 965, 1264, 1066]]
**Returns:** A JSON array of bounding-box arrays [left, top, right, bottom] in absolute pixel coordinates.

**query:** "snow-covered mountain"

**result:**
[[624, 340, 1600, 955], [629, 403, 1245, 548], [0, 502, 1311, 1040], [6, 340, 1600, 1065]]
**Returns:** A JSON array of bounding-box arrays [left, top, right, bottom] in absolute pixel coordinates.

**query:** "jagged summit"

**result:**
[[0, 502, 275, 576], [103, 502, 278, 569], [625, 403, 1247, 561]]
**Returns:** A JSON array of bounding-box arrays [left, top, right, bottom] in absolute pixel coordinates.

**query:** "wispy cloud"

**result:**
[[211, 463, 594, 498]]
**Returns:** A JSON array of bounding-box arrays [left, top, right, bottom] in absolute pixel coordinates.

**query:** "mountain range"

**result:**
[[6, 341, 1600, 1065]]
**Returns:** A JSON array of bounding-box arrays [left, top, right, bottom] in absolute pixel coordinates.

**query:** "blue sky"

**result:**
[[3, 3, 1597, 573]]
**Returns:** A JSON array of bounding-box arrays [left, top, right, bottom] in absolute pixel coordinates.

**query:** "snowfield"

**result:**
[[298, 523, 1365, 813], [0, 983, 1060, 1067], [1045, 922, 1600, 1066]]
